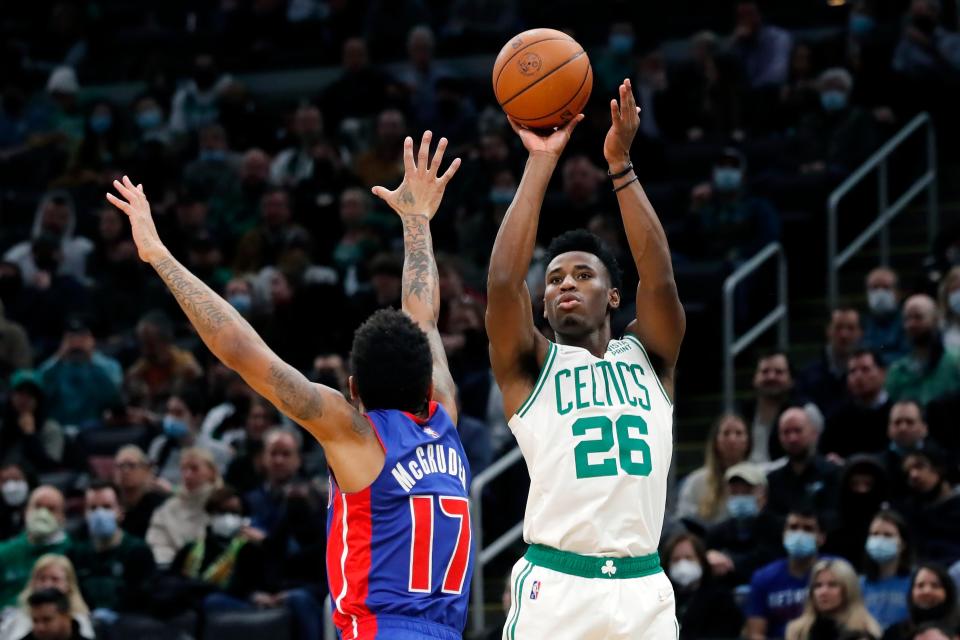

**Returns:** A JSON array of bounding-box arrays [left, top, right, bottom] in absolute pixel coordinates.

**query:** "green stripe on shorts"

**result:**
[[507, 562, 534, 640], [524, 544, 662, 579]]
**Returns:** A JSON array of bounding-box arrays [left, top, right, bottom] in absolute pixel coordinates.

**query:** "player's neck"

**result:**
[[556, 326, 612, 359]]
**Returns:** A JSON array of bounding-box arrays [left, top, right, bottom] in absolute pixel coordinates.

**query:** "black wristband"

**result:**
[[613, 176, 639, 193], [608, 161, 634, 180]]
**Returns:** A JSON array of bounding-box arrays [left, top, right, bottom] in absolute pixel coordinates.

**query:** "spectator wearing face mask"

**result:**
[[182, 123, 242, 202], [882, 564, 960, 640], [938, 266, 960, 353], [863, 267, 909, 365], [147, 391, 232, 485], [860, 510, 914, 631], [0, 464, 31, 541], [0, 556, 93, 640], [0, 486, 71, 606], [886, 295, 960, 406], [662, 532, 744, 639]]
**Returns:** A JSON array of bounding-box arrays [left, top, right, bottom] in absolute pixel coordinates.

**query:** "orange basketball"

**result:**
[[492, 28, 592, 130]]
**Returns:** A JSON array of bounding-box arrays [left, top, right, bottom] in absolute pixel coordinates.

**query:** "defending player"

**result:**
[[486, 79, 685, 638], [107, 131, 473, 640]]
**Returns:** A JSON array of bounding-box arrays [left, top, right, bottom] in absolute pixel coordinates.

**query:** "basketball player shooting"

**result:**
[[107, 131, 474, 640], [486, 79, 685, 639]]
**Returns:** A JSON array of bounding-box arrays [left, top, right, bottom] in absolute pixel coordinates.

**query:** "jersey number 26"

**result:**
[[572, 414, 652, 478]]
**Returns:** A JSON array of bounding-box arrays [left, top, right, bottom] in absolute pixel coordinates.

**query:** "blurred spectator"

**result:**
[[886, 295, 960, 405], [784, 558, 882, 640], [224, 398, 279, 494], [0, 555, 93, 640], [820, 349, 892, 459], [675, 30, 744, 141], [243, 429, 305, 533], [233, 188, 312, 273], [222, 149, 272, 241], [19, 588, 85, 640], [397, 25, 451, 127], [705, 462, 783, 586], [182, 123, 241, 201], [441, 0, 518, 52], [744, 509, 828, 640], [131, 95, 173, 148], [270, 105, 324, 189], [779, 43, 820, 127], [892, 0, 960, 81], [333, 188, 382, 292], [662, 531, 744, 639], [729, 1, 793, 89], [147, 391, 232, 485], [683, 148, 780, 263], [676, 413, 751, 528], [0, 300, 32, 381], [431, 77, 477, 145], [112, 445, 169, 540], [899, 444, 960, 567], [880, 400, 930, 503], [125, 311, 203, 404], [0, 486, 71, 606], [541, 155, 608, 244], [185, 233, 231, 293], [0, 370, 63, 474], [863, 267, 909, 365], [319, 37, 391, 130], [363, 1, 431, 61], [68, 101, 129, 186], [595, 22, 639, 95], [68, 481, 155, 615], [910, 625, 958, 640], [3, 191, 93, 286], [938, 266, 960, 352], [146, 447, 221, 566], [168, 54, 232, 135], [882, 564, 960, 640], [0, 463, 30, 540], [861, 510, 914, 631], [798, 308, 863, 418], [353, 108, 407, 189], [824, 456, 890, 569], [32, 67, 85, 157], [38, 316, 122, 428], [765, 408, 841, 526]]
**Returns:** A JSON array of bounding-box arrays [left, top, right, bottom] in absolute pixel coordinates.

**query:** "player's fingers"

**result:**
[[105, 192, 131, 214], [439, 157, 461, 184], [112, 179, 136, 202], [370, 186, 391, 201], [610, 99, 620, 122], [624, 78, 636, 108], [403, 136, 415, 173], [418, 130, 432, 172], [430, 137, 448, 175], [506, 115, 525, 134]]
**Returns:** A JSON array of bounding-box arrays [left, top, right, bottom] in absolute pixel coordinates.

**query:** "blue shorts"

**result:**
[[338, 614, 462, 640]]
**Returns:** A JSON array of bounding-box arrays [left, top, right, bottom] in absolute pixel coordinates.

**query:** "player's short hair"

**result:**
[[351, 308, 432, 414], [545, 230, 623, 290]]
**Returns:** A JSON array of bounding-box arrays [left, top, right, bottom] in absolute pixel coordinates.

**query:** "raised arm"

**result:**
[[106, 177, 382, 491], [371, 131, 461, 423], [485, 115, 583, 417], [604, 79, 685, 399]]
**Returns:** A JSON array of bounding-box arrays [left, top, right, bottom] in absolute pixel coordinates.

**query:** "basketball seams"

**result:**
[[509, 62, 592, 123], [499, 50, 587, 108], [493, 36, 577, 93]]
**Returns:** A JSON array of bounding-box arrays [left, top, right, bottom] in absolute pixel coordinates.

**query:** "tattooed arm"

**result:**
[[108, 177, 384, 492], [372, 131, 461, 423]]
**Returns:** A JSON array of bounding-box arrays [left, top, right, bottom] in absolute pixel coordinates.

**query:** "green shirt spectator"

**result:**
[[886, 295, 960, 406]]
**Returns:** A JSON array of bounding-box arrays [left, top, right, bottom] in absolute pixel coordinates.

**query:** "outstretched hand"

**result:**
[[604, 78, 641, 169], [106, 176, 166, 264], [508, 113, 584, 159], [371, 131, 461, 220]]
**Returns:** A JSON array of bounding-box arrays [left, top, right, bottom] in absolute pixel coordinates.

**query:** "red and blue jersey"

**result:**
[[326, 402, 474, 639]]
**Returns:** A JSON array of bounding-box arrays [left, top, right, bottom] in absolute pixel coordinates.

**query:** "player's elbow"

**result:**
[[486, 269, 522, 296], [215, 330, 247, 371]]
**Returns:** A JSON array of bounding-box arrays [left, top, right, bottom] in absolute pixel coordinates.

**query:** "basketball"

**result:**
[[492, 28, 593, 130]]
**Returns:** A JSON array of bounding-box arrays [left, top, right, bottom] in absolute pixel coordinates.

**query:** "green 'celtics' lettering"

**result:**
[[572, 414, 653, 479], [573, 366, 589, 410], [555, 369, 572, 415], [552, 360, 656, 414], [629, 364, 652, 410]]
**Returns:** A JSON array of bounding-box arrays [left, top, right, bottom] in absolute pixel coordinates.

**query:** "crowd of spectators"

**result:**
[[1, 0, 960, 639]]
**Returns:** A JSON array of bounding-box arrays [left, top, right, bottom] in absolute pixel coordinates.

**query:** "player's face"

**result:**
[[543, 251, 618, 337]]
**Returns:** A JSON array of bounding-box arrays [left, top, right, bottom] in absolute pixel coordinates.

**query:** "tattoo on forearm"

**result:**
[[154, 258, 234, 333], [401, 215, 436, 307], [268, 362, 323, 421]]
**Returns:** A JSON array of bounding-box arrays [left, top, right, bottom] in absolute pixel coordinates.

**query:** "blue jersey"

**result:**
[[326, 402, 473, 639]]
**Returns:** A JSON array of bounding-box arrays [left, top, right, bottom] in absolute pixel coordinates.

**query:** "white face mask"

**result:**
[[210, 513, 243, 538], [867, 288, 897, 315], [669, 559, 703, 588], [2, 480, 29, 506]]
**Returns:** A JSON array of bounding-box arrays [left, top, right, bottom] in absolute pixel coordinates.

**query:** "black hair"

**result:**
[[848, 347, 886, 369], [86, 479, 118, 496], [908, 562, 958, 623], [168, 387, 207, 418], [904, 440, 952, 476], [755, 348, 795, 376], [28, 587, 70, 613], [205, 485, 241, 514], [863, 508, 914, 580], [786, 504, 822, 530], [350, 308, 432, 414], [545, 230, 623, 290]]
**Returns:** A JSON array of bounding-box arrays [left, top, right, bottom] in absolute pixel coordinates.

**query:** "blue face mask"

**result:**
[[865, 535, 899, 564], [783, 530, 818, 559], [713, 167, 743, 192], [850, 14, 876, 36], [821, 90, 848, 112], [136, 109, 163, 131], [727, 494, 759, 519], [86, 507, 118, 539], [200, 149, 227, 163], [489, 188, 514, 205], [228, 293, 252, 315], [608, 34, 634, 55], [163, 415, 191, 441], [90, 114, 113, 134]]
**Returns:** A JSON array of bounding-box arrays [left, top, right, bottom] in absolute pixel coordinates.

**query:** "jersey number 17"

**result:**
[[408, 495, 471, 595]]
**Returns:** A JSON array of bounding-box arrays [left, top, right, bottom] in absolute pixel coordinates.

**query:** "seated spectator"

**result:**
[[926, 389, 960, 452], [319, 37, 390, 130], [168, 53, 232, 135], [1, 463, 30, 540], [0, 299, 31, 382], [18, 588, 88, 640], [729, 1, 793, 89], [705, 462, 783, 586], [269, 104, 324, 189], [147, 390, 232, 484], [232, 188, 312, 273], [353, 108, 406, 189], [0, 371, 63, 474], [892, 0, 960, 81], [244, 429, 306, 533], [223, 398, 279, 495], [125, 311, 203, 404], [68, 481, 155, 617], [886, 295, 960, 405], [861, 510, 914, 631], [879, 400, 930, 503], [396, 25, 450, 127], [939, 266, 960, 353], [899, 444, 960, 567], [182, 123, 241, 201], [146, 447, 221, 566], [820, 349, 892, 460], [333, 188, 383, 293], [0, 555, 93, 639], [863, 267, 909, 365], [766, 408, 841, 527], [784, 558, 882, 640], [910, 624, 957, 640], [883, 564, 960, 640], [112, 446, 169, 540], [38, 316, 122, 428], [0, 486, 72, 606], [745, 508, 830, 640], [676, 413, 751, 528], [825, 456, 890, 570], [798, 307, 863, 418], [662, 532, 744, 639]]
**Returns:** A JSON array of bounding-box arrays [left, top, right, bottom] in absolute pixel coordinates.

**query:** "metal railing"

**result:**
[[723, 242, 789, 411], [827, 112, 938, 309], [469, 445, 525, 636]]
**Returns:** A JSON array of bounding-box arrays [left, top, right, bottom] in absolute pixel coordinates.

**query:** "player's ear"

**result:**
[[608, 288, 621, 311], [348, 375, 360, 405]]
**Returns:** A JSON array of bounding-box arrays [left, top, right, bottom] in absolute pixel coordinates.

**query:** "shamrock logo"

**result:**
[[601, 560, 617, 577]]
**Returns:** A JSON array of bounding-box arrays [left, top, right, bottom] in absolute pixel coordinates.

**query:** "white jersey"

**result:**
[[508, 335, 674, 557]]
